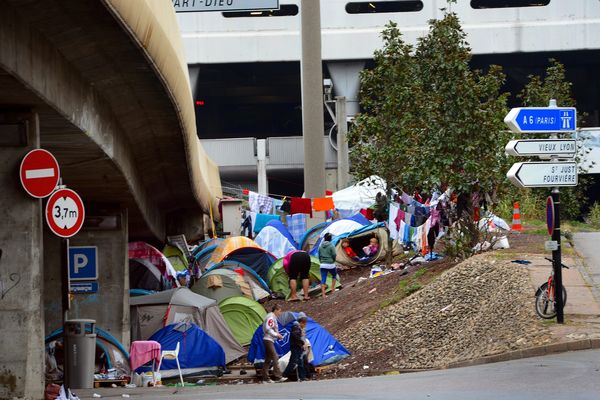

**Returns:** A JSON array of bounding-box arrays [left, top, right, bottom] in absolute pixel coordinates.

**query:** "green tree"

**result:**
[[349, 10, 510, 205]]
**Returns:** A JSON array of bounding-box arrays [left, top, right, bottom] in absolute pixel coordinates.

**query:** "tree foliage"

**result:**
[[349, 11, 510, 197]]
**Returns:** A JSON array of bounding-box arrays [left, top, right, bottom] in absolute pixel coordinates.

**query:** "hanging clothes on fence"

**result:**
[[290, 197, 312, 217], [286, 213, 307, 244], [313, 197, 335, 212]]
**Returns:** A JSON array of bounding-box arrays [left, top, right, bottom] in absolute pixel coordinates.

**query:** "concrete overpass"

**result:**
[[0, 1, 220, 398]]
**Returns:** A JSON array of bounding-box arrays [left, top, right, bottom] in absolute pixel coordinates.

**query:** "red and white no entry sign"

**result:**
[[45, 189, 85, 238], [20, 149, 60, 198]]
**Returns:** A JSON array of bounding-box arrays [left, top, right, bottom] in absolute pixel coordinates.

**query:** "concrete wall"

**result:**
[[44, 210, 130, 347], [0, 113, 45, 399]]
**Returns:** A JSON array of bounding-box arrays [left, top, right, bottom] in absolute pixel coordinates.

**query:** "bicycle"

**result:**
[[534, 257, 568, 319]]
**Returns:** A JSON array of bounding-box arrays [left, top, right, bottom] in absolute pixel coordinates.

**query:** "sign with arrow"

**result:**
[[504, 107, 576, 133], [507, 161, 578, 188], [505, 139, 577, 158], [45, 188, 85, 238]]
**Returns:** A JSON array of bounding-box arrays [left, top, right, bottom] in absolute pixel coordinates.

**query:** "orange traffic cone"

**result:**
[[511, 202, 523, 232]]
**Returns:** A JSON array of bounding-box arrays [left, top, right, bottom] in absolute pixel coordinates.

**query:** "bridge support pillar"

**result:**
[[0, 111, 45, 399]]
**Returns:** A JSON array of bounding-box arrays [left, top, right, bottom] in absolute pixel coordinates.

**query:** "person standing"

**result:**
[[262, 304, 287, 383], [318, 233, 337, 298], [283, 312, 308, 381], [284, 250, 311, 301]]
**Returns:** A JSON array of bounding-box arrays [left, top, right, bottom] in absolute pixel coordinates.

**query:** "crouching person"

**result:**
[[283, 312, 309, 381]]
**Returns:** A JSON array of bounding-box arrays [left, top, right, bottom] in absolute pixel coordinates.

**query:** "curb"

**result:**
[[447, 338, 600, 369]]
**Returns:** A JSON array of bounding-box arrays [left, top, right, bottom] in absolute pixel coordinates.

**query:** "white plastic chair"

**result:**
[[157, 342, 184, 387]]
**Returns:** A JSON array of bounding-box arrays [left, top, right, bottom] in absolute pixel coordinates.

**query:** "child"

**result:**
[[318, 233, 337, 298], [341, 238, 359, 260], [363, 237, 379, 257]]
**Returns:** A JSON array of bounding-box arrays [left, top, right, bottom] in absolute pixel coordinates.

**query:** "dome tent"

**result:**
[[218, 296, 267, 346], [206, 236, 276, 281], [192, 267, 269, 303], [254, 220, 298, 259], [334, 223, 402, 268], [268, 256, 340, 299]]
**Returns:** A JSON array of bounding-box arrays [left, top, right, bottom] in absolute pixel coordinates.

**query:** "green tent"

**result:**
[[268, 256, 341, 299], [218, 296, 266, 346], [162, 244, 188, 272]]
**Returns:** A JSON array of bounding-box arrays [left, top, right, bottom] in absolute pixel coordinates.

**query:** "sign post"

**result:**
[[45, 188, 85, 238], [505, 100, 576, 324]]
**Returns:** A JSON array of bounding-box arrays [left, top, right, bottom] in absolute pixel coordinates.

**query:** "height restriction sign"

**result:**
[[45, 188, 85, 238]]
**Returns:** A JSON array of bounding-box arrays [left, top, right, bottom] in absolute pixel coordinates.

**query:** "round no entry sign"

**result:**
[[45, 189, 85, 238], [20, 149, 60, 198]]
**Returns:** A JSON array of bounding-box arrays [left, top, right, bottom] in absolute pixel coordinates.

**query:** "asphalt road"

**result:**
[[79, 349, 600, 400], [574, 232, 600, 300]]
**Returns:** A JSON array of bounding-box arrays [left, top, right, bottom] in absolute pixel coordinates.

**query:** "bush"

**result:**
[[586, 203, 600, 228]]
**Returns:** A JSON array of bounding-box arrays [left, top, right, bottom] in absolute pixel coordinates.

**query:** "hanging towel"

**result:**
[[290, 197, 313, 217], [273, 199, 284, 213], [394, 209, 406, 230], [388, 203, 400, 240], [280, 199, 291, 213], [248, 191, 273, 213], [253, 214, 280, 233], [287, 213, 307, 244], [399, 221, 407, 244], [313, 197, 335, 212]]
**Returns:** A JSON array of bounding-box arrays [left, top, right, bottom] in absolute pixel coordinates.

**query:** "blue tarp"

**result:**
[[247, 315, 350, 367], [144, 322, 225, 372]]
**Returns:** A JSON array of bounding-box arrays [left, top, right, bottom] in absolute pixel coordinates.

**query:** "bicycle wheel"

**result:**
[[535, 282, 567, 319]]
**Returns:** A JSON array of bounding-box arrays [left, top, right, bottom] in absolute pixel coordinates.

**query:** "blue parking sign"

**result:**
[[68, 246, 98, 281]]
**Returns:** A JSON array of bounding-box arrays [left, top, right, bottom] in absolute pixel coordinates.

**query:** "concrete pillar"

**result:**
[[44, 209, 130, 346], [0, 111, 45, 399], [256, 139, 268, 195], [335, 96, 350, 190], [300, 0, 326, 199]]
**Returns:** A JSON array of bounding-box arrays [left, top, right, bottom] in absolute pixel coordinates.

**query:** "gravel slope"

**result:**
[[336, 254, 551, 372]]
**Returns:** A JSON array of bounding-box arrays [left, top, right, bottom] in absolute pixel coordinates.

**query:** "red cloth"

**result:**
[[344, 246, 357, 258], [130, 340, 161, 371], [360, 208, 374, 220], [290, 197, 312, 217]]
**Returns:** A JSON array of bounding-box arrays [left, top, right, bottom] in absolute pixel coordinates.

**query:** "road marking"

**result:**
[[25, 168, 55, 179]]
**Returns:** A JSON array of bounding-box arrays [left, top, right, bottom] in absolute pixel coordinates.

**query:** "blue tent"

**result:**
[[144, 322, 226, 377], [247, 313, 350, 367], [254, 220, 298, 259], [309, 213, 371, 256]]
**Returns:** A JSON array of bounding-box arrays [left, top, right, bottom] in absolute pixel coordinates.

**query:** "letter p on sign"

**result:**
[[68, 246, 98, 281]]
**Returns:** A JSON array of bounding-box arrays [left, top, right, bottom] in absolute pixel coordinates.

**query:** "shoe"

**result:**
[[275, 377, 288, 382], [263, 379, 274, 384]]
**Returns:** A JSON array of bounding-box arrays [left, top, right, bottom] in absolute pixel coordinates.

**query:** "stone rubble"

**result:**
[[337, 254, 551, 370]]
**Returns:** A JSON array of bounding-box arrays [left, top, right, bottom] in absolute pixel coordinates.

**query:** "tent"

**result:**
[[247, 312, 350, 367], [219, 296, 267, 346], [299, 221, 330, 252], [204, 260, 271, 299], [206, 236, 276, 281], [128, 242, 178, 286], [45, 325, 130, 382], [192, 268, 268, 303], [334, 223, 402, 268], [130, 287, 245, 363], [146, 322, 225, 378], [332, 175, 386, 211], [162, 244, 188, 272], [254, 220, 298, 259], [129, 258, 173, 292], [195, 237, 224, 253], [268, 256, 340, 299], [193, 244, 218, 272], [308, 213, 371, 256]]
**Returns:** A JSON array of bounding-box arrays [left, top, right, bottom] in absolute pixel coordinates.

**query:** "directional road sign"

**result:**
[[68, 246, 98, 281], [19, 149, 60, 198], [45, 188, 85, 238], [173, 0, 279, 13], [507, 161, 578, 188], [505, 139, 577, 158], [504, 107, 576, 133]]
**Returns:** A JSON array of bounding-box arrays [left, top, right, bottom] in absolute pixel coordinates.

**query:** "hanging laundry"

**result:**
[[286, 213, 307, 244], [290, 197, 312, 217], [388, 203, 400, 240], [253, 213, 280, 234], [272, 199, 284, 213], [394, 209, 406, 230], [313, 197, 335, 212], [401, 192, 413, 205], [248, 191, 273, 213], [280, 198, 291, 213], [360, 208, 374, 220]]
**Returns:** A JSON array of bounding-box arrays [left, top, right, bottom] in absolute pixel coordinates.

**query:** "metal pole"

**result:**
[[552, 188, 564, 323], [335, 96, 349, 190], [300, 0, 326, 199], [61, 238, 70, 388], [256, 139, 268, 195]]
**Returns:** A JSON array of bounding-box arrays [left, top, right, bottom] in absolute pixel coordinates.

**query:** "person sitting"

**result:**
[[363, 237, 380, 257], [341, 238, 360, 260]]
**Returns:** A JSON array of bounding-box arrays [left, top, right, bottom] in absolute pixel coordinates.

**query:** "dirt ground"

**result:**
[[260, 231, 547, 379]]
